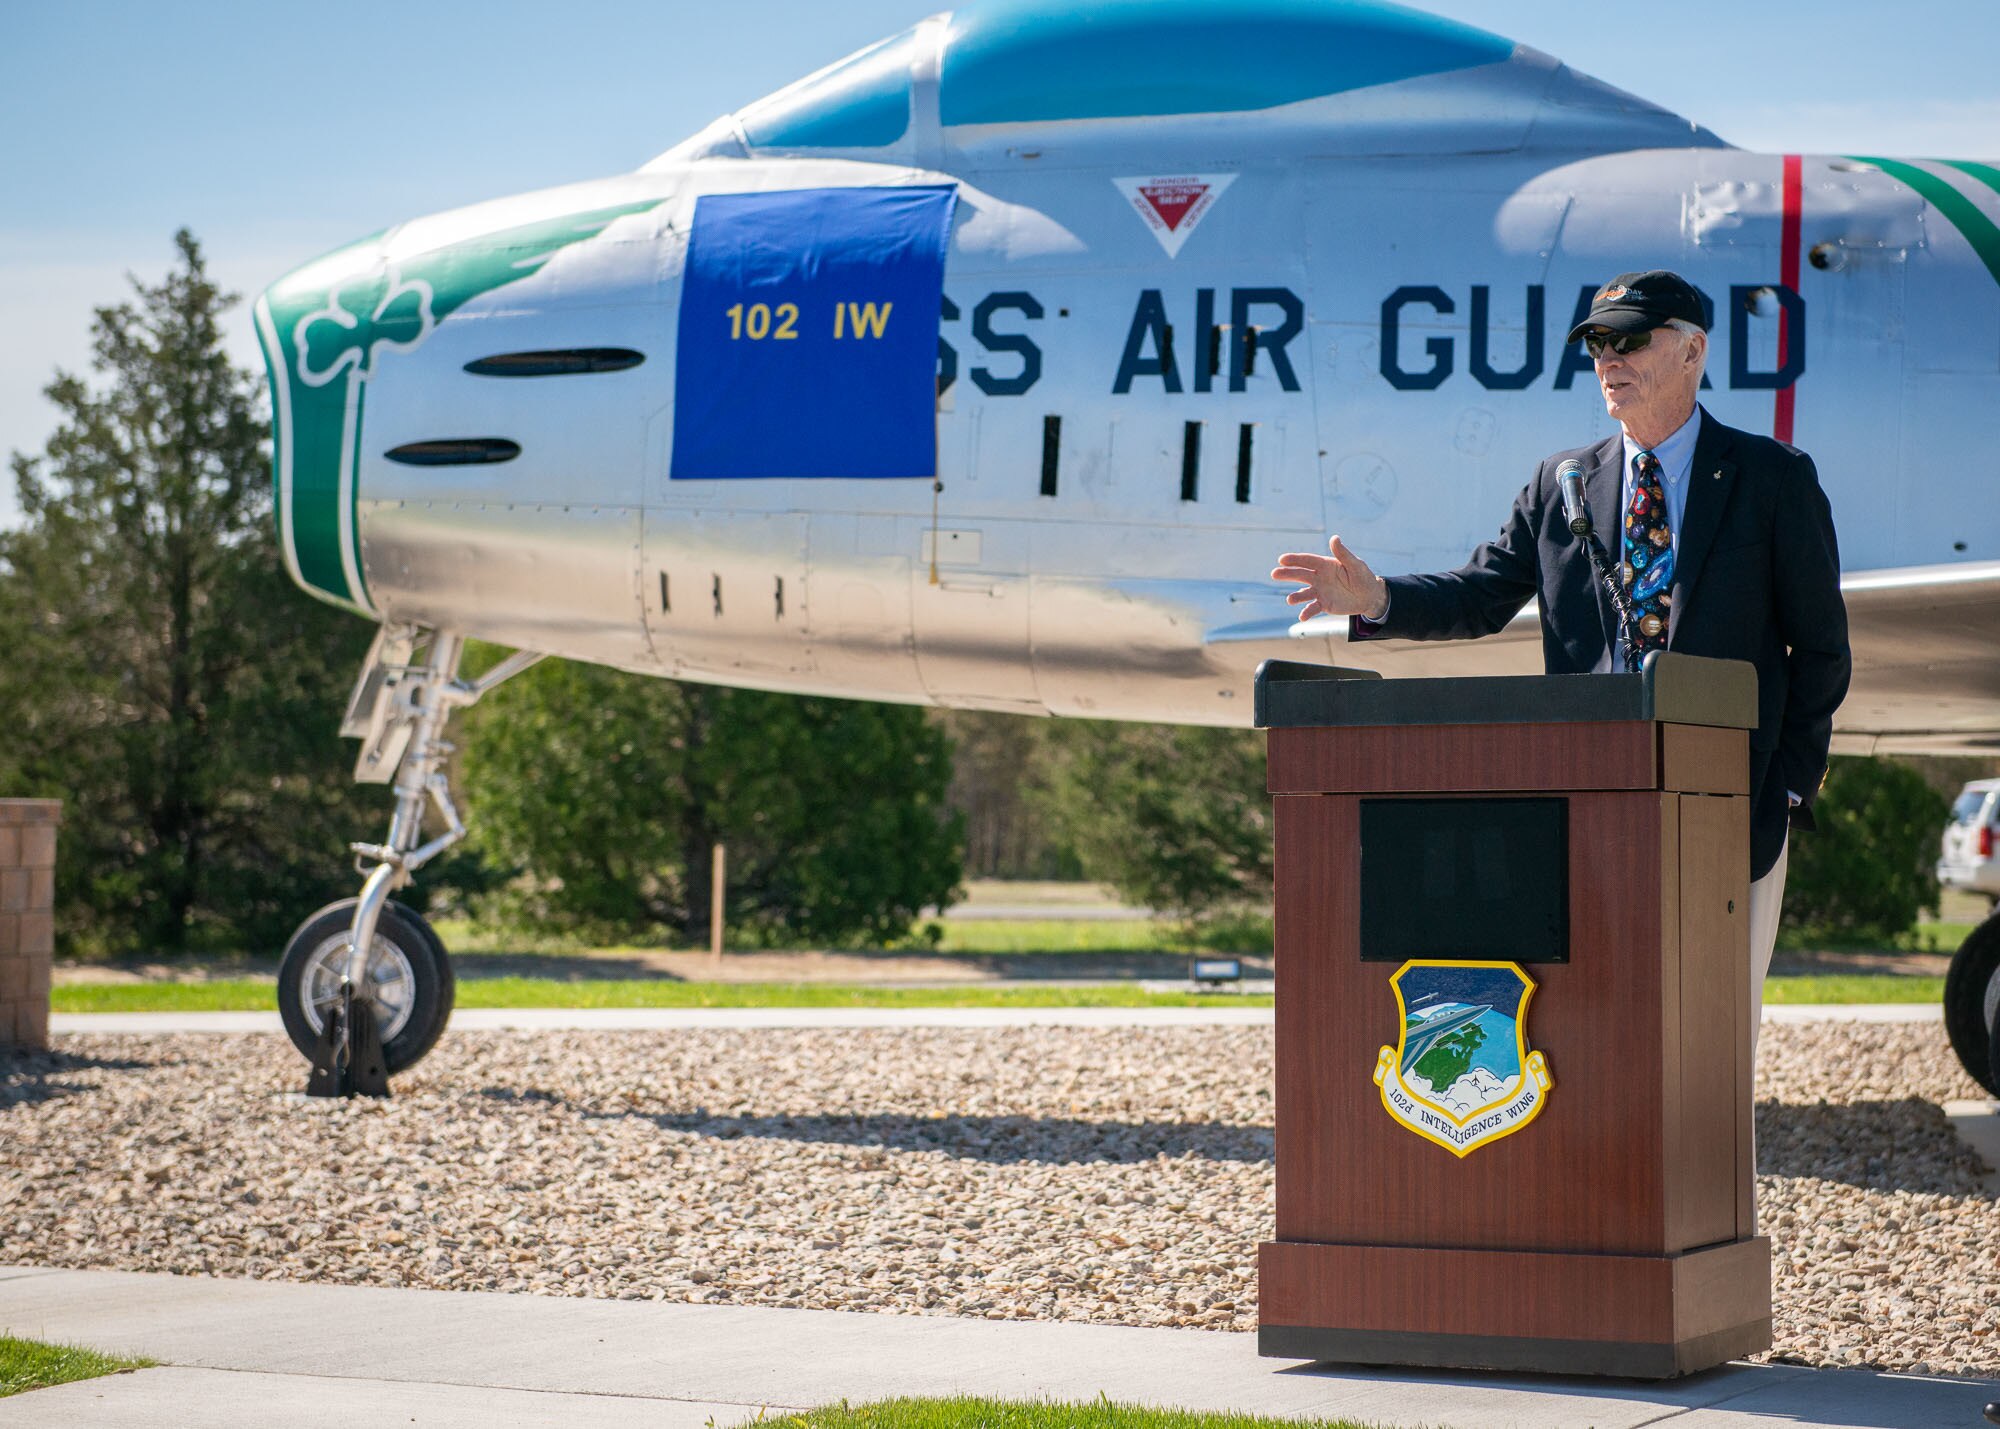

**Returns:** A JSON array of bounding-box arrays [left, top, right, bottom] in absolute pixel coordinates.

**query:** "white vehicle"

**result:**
[[251, 0, 2000, 1091], [1938, 780, 2000, 905]]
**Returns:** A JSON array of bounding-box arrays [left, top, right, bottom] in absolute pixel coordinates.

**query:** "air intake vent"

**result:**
[[463, 348, 645, 377], [384, 439, 521, 466]]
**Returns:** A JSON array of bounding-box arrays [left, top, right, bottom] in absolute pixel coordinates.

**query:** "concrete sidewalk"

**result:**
[[2, 1266, 1995, 1429], [48, 1002, 1941, 1034]]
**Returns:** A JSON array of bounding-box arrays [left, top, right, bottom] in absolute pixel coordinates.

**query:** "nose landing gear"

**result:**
[[276, 625, 542, 1095]]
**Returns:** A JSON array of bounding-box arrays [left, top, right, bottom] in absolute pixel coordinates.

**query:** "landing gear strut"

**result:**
[[278, 626, 542, 1095]]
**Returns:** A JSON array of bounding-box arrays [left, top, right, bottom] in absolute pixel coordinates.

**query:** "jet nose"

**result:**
[[254, 232, 407, 616], [254, 193, 669, 616]]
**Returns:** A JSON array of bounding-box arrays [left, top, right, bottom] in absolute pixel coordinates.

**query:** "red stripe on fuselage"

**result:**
[[1775, 154, 1802, 443]]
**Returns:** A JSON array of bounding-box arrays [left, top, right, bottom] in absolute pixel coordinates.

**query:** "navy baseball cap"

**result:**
[[1565, 270, 1709, 342]]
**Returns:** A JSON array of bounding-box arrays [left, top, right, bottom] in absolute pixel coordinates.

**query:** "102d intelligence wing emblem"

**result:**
[[1371, 960, 1552, 1157]]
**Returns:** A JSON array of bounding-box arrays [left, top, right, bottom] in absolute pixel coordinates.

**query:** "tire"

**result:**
[[277, 899, 456, 1074], [1943, 910, 2000, 1098]]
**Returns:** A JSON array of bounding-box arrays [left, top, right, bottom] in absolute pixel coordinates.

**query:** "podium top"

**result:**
[[1253, 652, 1757, 731]]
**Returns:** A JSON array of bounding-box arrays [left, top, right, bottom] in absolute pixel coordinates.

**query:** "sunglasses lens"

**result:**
[[1584, 330, 1652, 357]]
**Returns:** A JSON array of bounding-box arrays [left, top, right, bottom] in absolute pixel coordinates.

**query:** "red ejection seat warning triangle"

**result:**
[[1141, 181, 1204, 230], [1112, 174, 1237, 258]]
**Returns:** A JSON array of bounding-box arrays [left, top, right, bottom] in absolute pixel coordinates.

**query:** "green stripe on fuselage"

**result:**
[[1850, 155, 2000, 289], [1941, 159, 2000, 203]]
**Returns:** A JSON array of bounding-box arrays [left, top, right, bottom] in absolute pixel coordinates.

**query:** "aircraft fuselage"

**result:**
[[255, 13, 2000, 749]]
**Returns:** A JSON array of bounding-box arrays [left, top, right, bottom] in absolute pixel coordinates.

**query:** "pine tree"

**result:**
[[0, 231, 377, 953], [934, 708, 1080, 880], [1036, 719, 1272, 925]]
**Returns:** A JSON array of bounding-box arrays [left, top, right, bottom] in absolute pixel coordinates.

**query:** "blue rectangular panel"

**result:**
[[672, 185, 959, 480]]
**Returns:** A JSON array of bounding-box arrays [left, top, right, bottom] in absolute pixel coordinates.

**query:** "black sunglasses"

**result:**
[[1582, 329, 1655, 358]]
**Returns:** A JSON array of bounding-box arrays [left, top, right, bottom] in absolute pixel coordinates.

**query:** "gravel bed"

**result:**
[[1, 1024, 1994, 1377]]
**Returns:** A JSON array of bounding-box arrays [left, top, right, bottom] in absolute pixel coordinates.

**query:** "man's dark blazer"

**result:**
[[1354, 407, 1850, 881]]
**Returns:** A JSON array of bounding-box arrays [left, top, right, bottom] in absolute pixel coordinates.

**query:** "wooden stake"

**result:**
[[710, 842, 726, 965]]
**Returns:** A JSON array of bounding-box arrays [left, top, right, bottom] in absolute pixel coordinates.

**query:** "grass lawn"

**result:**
[[52, 972, 1948, 1014], [763, 1398, 1382, 1429], [1926, 919, 1980, 947], [429, 912, 1981, 962], [0, 1335, 152, 1398], [934, 921, 1188, 953], [51, 891, 1974, 1016], [1778, 918, 1977, 956], [1763, 975, 1944, 1005]]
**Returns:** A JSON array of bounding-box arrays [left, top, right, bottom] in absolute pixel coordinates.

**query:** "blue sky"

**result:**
[[3, 0, 1996, 526]]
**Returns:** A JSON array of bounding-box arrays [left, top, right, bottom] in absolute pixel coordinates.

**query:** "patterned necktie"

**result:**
[[1620, 449, 1674, 671]]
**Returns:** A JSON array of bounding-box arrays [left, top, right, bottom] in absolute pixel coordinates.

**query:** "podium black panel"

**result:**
[[1359, 797, 1567, 964]]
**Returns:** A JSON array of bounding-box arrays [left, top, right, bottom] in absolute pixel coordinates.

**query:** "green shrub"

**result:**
[[1038, 721, 1271, 927], [457, 661, 962, 946], [1782, 756, 1950, 942]]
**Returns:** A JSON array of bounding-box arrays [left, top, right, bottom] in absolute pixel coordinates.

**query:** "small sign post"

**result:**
[[710, 843, 726, 965]]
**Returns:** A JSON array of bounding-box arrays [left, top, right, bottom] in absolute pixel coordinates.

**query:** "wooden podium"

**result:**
[[1254, 654, 1769, 1379]]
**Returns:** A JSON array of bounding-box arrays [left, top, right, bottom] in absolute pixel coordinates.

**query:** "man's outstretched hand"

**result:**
[[1271, 535, 1390, 622]]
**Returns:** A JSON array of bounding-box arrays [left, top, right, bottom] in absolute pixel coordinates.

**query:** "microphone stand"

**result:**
[[1568, 515, 1643, 674]]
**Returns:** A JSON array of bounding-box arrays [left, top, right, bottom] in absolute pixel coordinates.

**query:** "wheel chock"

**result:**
[[305, 982, 391, 1098]]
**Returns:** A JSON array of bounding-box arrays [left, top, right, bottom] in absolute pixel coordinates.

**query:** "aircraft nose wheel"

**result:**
[[278, 898, 456, 1084], [1943, 910, 2000, 1098]]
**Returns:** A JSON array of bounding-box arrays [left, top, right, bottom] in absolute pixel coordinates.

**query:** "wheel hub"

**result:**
[[297, 931, 417, 1042]]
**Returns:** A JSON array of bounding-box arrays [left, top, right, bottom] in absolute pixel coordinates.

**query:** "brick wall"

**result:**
[[0, 800, 59, 1051]]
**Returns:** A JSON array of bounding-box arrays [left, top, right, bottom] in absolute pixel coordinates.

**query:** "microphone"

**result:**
[[1555, 458, 1590, 537], [1555, 456, 1640, 669]]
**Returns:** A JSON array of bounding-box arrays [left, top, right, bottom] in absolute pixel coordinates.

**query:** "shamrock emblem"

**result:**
[[292, 265, 435, 389]]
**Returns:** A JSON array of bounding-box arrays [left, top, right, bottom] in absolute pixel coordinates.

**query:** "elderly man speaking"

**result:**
[[1272, 269, 1851, 1032]]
